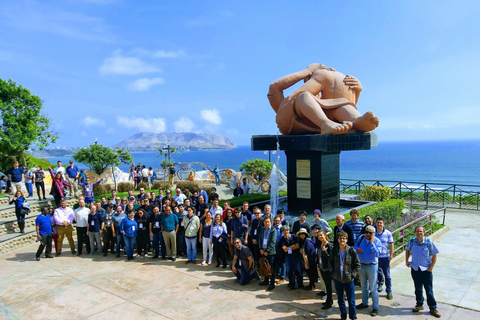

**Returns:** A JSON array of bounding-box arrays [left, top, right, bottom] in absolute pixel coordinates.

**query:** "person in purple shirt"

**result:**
[[78, 177, 104, 205], [354, 225, 382, 317]]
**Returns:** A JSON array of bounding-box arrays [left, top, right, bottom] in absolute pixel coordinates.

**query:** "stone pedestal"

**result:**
[[251, 132, 376, 213]]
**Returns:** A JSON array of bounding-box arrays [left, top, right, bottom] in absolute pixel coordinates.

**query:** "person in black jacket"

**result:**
[[333, 214, 355, 247], [317, 230, 334, 309], [292, 210, 311, 236]]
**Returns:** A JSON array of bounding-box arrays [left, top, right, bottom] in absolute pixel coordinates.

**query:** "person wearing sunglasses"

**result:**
[[354, 225, 382, 317]]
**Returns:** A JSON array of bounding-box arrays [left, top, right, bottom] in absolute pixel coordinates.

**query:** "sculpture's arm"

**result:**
[[268, 63, 325, 113], [343, 75, 362, 104]]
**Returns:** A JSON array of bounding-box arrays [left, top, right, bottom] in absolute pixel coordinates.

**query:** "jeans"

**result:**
[[186, 237, 197, 261], [124, 235, 136, 258], [36, 233, 53, 257], [153, 232, 166, 258], [85, 197, 95, 205], [88, 232, 103, 254], [411, 268, 437, 309], [275, 261, 286, 280], [115, 231, 124, 255], [202, 237, 213, 262], [359, 263, 379, 310], [231, 261, 258, 285], [215, 176, 220, 186], [177, 229, 186, 256], [25, 182, 33, 197], [76, 226, 91, 255], [378, 257, 392, 293], [285, 254, 303, 287], [333, 279, 356, 320], [35, 181, 45, 199]]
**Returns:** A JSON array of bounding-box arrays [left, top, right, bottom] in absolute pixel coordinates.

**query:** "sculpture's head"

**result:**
[[304, 64, 335, 83]]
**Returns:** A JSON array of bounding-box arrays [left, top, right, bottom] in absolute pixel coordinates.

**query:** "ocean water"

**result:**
[[49, 140, 480, 186]]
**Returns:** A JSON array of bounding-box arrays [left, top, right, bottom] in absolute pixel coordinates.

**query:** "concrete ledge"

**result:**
[[390, 225, 450, 268]]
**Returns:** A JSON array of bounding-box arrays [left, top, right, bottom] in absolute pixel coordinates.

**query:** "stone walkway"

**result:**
[[1, 209, 479, 319]]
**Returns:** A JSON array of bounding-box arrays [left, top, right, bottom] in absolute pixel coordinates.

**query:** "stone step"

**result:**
[[0, 225, 77, 255], [0, 198, 77, 220]]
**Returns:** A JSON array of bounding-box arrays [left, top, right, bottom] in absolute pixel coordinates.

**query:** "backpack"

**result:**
[[20, 201, 30, 215], [258, 256, 272, 277]]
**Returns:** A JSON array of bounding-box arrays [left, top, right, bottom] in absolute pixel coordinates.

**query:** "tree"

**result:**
[[72, 144, 133, 190], [239, 158, 273, 178], [0, 78, 59, 169]]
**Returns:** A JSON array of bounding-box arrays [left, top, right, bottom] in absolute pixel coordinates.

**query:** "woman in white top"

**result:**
[[210, 213, 228, 268]]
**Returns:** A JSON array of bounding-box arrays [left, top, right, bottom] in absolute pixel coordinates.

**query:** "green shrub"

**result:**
[[327, 199, 405, 232], [93, 183, 113, 196], [136, 182, 148, 191], [360, 185, 392, 202], [117, 182, 134, 193], [175, 181, 201, 192], [152, 181, 171, 191]]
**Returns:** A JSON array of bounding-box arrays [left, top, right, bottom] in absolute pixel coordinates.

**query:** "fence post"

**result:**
[[453, 185, 456, 207], [459, 192, 462, 209], [410, 190, 413, 206], [399, 182, 402, 200], [443, 208, 446, 225]]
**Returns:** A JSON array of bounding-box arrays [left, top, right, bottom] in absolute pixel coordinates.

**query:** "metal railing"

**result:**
[[390, 207, 447, 255], [340, 179, 480, 211]]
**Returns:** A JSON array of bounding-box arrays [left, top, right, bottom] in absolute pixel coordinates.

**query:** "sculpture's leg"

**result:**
[[326, 105, 379, 132], [295, 92, 352, 135]]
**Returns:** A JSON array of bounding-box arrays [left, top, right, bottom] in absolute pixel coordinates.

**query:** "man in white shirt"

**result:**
[[74, 198, 91, 255], [174, 188, 187, 204], [241, 178, 251, 194], [53, 199, 76, 256], [209, 199, 223, 218], [142, 165, 149, 183], [53, 161, 65, 176]]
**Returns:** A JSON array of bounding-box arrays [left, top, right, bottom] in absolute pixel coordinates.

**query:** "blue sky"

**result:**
[[1, 0, 479, 147]]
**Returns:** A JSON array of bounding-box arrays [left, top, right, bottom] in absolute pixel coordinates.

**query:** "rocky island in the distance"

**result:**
[[27, 132, 237, 157]]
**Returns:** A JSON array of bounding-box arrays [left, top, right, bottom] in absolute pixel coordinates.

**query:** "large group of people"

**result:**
[[32, 183, 441, 319]]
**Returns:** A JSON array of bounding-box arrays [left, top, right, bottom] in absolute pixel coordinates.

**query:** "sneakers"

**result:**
[[371, 309, 378, 317], [207, 260, 212, 265], [386, 292, 393, 300], [357, 303, 369, 309], [201, 260, 207, 265], [276, 279, 285, 285], [412, 305, 424, 312], [430, 309, 441, 318], [144, 254, 148, 258], [135, 255, 140, 258]]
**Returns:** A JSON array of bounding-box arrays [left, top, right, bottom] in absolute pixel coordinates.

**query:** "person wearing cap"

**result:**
[[78, 177, 104, 205], [258, 216, 277, 291], [65, 160, 80, 198], [330, 230, 360, 320], [231, 237, 259, 285], [101, 201, 115, 256], [317, 230, 334, 310], [298, 228, 318, 291], [312, 209, 332, 235], [292, 210, 311, 236], [279, 225, 302, 290], [111, 205, 127, 258], [354, 225, 382, 317]]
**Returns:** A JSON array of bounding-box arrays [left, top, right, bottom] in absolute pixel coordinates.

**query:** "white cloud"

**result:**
[[201, 109, 222, 125], [117, 116, 166, 133], [152, 50, 185, 58], [128, 77, 165, 91], [174, 117, 195, 132], [82, 116, 105, 126], [100, 50, 160, 75], [106, 127, 116, 134]]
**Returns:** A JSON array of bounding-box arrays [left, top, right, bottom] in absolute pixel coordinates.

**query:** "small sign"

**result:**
[[296, 160, 311, 178], [297, 180, 311, 199]]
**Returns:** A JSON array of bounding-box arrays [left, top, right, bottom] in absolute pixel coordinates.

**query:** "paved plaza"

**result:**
[[1, 209, 479, 320]]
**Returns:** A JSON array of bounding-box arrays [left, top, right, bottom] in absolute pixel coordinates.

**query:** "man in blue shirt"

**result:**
[[8, 161, 24, 194], [65, 160, 80, 198], [345, 209, 365, 244], [161, 205, 179, 261], [354, 225, 382, 317], [212, 165, 220, 186], [406, 226, 440, 318], [375, 217, 394, 299], [35, 208, 54, 261]]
